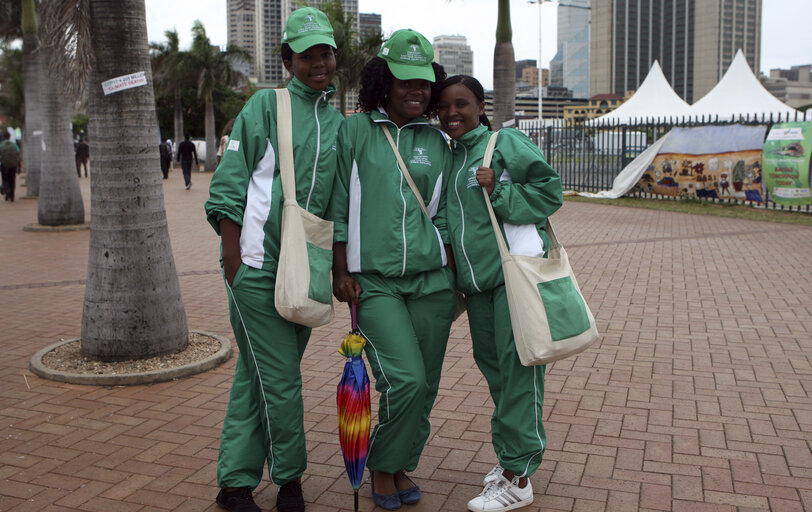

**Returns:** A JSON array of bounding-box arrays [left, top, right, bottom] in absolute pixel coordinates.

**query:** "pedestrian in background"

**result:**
[[159, 139, 171, 179], [1, 131, 21, 201], [176, 133, 198, 190], [75, 137, 90, 178]]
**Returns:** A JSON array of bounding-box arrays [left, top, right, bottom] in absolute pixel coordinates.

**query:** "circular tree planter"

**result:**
[[29, 330, 232, 386]]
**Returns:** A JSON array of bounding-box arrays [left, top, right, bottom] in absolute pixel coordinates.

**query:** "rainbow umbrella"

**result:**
[[337, 303, 371, 512]]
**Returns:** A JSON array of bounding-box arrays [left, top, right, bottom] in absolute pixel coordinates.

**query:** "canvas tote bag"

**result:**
[[381, 126, 466, 319], [273, 88, 334, 327], [481, 131, 599, 365]]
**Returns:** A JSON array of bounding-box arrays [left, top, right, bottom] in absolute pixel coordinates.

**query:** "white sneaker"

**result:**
[[483, 463, 504, 486], [467, 475, 533, 512]]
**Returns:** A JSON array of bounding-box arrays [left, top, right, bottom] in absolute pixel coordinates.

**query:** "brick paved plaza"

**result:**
[[1, 170, 810, 511]]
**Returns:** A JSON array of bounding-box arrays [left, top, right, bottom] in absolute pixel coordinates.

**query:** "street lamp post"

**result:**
[[529, 0, 553, 136]]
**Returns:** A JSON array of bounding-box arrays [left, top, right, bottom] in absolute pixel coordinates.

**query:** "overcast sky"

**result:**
[[144, 0, 812, 91]]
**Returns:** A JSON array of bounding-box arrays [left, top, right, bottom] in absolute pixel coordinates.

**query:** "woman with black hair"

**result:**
[[327, 29, 456, 511], [437, 75, 563, 512]]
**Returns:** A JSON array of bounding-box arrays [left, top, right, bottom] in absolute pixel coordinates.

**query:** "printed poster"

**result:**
[[762, 122, 812, 206], [638, 125, 767, 202]]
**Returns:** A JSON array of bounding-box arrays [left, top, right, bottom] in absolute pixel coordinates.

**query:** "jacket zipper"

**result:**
[[305, 90, 326, 212], [453, 143, 481, 292]]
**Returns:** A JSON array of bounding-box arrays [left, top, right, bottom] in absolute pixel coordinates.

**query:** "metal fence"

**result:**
[[521, 111, 811, 211]]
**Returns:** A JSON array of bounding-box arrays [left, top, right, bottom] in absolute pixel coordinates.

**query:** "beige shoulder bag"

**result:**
[[481, 131, 599, 365], [273, 88, 335, 327]]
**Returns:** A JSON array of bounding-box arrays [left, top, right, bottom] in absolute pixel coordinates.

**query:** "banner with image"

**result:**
[[637, 125, 767, 202], [762, 122, 812, 206]]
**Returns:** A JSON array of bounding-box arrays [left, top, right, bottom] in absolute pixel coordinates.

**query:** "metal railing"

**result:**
[[521, 111, 811, 212]]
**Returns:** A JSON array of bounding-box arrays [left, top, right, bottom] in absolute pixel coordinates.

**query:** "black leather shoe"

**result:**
[[277, 480, 305, 512], [215, 487, 261, 512]]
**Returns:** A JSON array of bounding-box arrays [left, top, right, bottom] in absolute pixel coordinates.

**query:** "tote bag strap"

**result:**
[[381, 124, 431, 219], [481, 131, 561, 257], [274, 88, 296, 203]]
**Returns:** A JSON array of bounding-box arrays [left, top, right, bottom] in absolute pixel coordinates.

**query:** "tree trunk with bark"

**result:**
[[493, 0, 516, 130], [82, 0, 188, 360], [203, 97, 216, 171], [21, 0, 42, 197], [37, 40, 85, 225]]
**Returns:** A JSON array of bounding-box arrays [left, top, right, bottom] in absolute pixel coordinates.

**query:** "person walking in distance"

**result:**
[[177, 132, 198, 190], [159, 139, 171, 179], [75, 137, 89, 177], [1, 132, 21, 201]]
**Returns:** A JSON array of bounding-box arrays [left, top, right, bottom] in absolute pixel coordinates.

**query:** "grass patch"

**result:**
[[565, 195, 812, 227]]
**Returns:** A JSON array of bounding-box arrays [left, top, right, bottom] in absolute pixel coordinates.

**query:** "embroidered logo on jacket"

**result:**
[[409, 147, 432, 166], [466, 166, 480, 189]]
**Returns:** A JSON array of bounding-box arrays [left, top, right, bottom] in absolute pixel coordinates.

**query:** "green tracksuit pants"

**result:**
[[466, 284, 547, 477], [217, 265, 311, 488], [354, 268, 456, 474]]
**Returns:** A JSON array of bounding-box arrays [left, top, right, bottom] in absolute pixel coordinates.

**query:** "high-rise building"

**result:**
[[358, 13, 381, 38], [516, 59, 537, 81], [549, 0, 591, 99], [227, 0, 360, 87], [227, 0, 258, 80], [590, 0, 762, 103], [433, 35, 474, 77]]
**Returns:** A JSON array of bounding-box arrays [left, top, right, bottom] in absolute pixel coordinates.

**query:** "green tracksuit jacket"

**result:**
[[327, 109, 452, 277], [328, 110, 457, 473], [447, 125, 563, 294], [204, 77, 343, 488], [205, 77, 343, 271], [446, 124, 563, 477]]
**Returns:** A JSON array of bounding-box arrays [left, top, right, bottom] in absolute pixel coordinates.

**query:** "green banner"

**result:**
[[763, 122, 812, 206]]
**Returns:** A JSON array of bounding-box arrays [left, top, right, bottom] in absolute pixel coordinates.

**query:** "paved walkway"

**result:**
[[1, 169, 810, 512]]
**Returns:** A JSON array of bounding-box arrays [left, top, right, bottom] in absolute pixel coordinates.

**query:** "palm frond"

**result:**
[[40, 0, 92, 99]]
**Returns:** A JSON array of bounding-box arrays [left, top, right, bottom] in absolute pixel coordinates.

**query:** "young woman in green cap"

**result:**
[[436, 75, 563, 512], [205, 7, 342, 512], [327, 28, 456, 511]]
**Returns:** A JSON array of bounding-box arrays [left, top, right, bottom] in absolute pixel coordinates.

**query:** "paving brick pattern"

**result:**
[[1, 171, 810, 511]]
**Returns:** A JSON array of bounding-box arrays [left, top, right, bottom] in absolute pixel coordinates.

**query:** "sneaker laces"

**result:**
[[481, 476, 512, 500]]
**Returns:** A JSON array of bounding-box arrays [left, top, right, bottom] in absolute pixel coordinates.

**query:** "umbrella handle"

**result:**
[[351, 302, 358, 330]]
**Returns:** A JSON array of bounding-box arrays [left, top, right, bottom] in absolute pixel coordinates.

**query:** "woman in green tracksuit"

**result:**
[[437, 75, 563, 512], [327, 29, 456, 511], [204, 8, 342, 512]]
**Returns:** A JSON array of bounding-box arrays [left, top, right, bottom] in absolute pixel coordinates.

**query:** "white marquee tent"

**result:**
[[587, 61, 691, 125], [687, 49, 799, 121]]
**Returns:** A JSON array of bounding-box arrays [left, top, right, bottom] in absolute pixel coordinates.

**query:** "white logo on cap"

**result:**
[[382, 47, 390, 56], [410, 45, 419, 52], [306, 14, 314, 22]]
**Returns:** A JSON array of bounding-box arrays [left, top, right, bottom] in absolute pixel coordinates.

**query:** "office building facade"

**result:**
[[590, 0, 761, 103], [549, 0, 591, 99], [433, 35, 474, 77]]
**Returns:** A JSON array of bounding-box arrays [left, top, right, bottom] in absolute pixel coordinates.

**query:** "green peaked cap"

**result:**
[[378, 29, 436, 82], [281, 7, 336, 53]]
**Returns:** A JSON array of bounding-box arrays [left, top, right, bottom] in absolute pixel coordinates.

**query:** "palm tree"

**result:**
[[493, 0, 516, 129], [186, 21, 249, 171], [0, 47, 23, 127], [321, 0, 382, 115], [21, 0, 43, 197], [79, 0, 188, 360], [36, 2, 85, 225], [151, 29, 186, 145]]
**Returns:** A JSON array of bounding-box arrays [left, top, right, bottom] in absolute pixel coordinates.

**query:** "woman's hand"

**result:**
[[332, 242, 362, 304], [220, 219, 242, 286], [476, 166, 496, 196], [333, 272, 362, 304]]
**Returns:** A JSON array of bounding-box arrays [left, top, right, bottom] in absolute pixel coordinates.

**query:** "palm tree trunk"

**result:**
[[82, 0, 188, 360], [22, 0, 43, 197], [173, 88, 183, 149], [493, 0, 516, 130], [204, 96, 216, 171], [37, 41, 85, 226], [22, 33, 43, 197]]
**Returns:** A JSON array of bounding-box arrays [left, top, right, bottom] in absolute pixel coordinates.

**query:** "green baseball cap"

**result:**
[[281, 7, 336, 53], [378, 29, 436, 82]]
